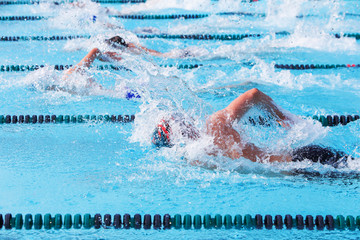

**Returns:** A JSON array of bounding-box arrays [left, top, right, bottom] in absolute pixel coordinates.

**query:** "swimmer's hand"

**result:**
[[98, 51, 122, 62]]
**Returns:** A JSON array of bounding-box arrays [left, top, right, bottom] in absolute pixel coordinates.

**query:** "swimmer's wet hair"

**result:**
[[105, 36, 128, 48]]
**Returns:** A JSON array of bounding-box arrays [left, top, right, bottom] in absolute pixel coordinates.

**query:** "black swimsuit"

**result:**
[[291, 145, 349, 168]]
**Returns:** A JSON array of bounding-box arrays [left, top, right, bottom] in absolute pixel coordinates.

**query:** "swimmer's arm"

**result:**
[[98, 51, 122, 62], [225, 88, 293, 125], [65, 48, 101, 75], [207, 110, 291, 163], [127, 43, 164, 57], [65, 48, 121, 78]]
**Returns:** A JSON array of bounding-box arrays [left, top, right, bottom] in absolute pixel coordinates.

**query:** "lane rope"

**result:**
[[0, 0, 145, 5], [275, 64, 360, 70], [111, 12, 359, 20], [0, 213, 357, 230], [0, 64, 202, 71], [248, 115, 360, 127], [0, 35, 91, 41], [0, 34, 265, 41], [0, 16, 45, 21], [1, 33, 359, 42], [0, 63, 358, 73], [0, 114, 358, 126], [312, 115, 360, 127], [0, 115, 135, 124], [2, 12, 358, 21]]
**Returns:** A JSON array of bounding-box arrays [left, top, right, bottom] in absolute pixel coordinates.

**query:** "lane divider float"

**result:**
[[3, 12, 358, 21], [0, 34, 264, 41], [0, 114, 135, 124], [1, 33, 359, 42], [275, 64, 360, 70], [0, 63, 357, 73], [0, 16, 45, 21], [0, 64, 202, 72], [0, 0, 145, 5], [0, 213, 358, 230], [312, 115, 360, 127], [0, 114, 358, 126], [0, 35, 90, 41], [111, 13, 209, 19], [249, 115, 359, 127]]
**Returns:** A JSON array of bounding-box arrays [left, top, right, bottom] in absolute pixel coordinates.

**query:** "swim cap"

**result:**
[[106, 36, 128, 48], [152, 120, 173, 148]]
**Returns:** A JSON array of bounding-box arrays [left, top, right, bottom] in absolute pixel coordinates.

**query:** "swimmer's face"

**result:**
[[106, 36, 128, 49]]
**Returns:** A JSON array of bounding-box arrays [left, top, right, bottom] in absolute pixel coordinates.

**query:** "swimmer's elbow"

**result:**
[[91, 48, 100, 54], [246, 88, 261, 100]]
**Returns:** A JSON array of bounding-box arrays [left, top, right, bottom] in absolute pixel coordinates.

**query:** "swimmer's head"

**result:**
[[151, 113, 200, 148], [152, 119, 172, 148], [106, 36, 128, 48]]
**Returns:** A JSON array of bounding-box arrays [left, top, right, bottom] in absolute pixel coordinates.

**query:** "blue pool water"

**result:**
[[1, 0, 360, 238]]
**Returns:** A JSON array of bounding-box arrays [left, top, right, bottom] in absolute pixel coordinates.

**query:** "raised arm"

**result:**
[[65, 48, 121, 75], [206, 88, 293, 162], [225, 88, 290, 123]]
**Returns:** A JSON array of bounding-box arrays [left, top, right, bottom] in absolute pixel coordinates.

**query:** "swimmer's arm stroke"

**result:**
[[225, 88, 293, 125], [207, 88, 294, 163], [206, 114, 291, 163], [127, 43, 165, 57], [97, 50, 122, 62], [65, 48, 121, 75]]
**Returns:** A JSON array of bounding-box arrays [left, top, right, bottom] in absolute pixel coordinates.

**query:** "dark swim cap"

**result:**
[[106, 36, 128, 48], [152, 120, 173, 148]]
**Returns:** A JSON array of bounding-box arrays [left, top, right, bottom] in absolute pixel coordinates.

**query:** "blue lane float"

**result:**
[[0, 213, 358, 230]]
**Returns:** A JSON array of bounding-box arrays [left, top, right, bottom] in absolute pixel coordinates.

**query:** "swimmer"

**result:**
[[105, 36, 197, 59], [105, 36, 166, 58], [152, 88, 351, 168]]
